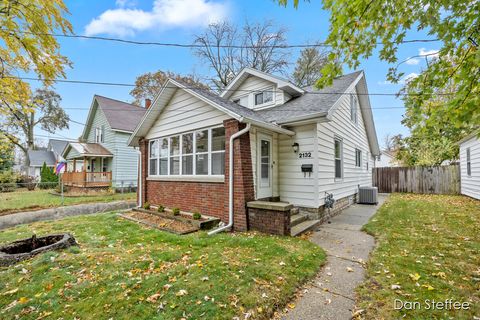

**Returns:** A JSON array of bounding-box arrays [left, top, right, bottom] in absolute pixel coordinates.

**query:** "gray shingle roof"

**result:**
[[27, 150, 56, 167], [179, 71, 362, 125], [175, 80, 271, 124], [95, 95, 147, 132], [48, 139, 70, 156], [256, 71, 363, 123]]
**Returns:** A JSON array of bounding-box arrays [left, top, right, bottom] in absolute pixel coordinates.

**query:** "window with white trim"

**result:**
[[149, 126, 226, 177], [254, 88, 274, 106], [466, 147, 471, 176], [334, 138, 343, 179], [149, 140, 158, 175], [355, 148, 362, 167], [350, 94, 358, 124]]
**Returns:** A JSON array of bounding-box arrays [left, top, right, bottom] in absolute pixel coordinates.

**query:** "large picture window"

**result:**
[[148, 126, 226, 177]]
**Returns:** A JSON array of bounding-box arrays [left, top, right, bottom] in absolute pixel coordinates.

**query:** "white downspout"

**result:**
[[137, 147, 142, 208], [208, 123, 251, 235]]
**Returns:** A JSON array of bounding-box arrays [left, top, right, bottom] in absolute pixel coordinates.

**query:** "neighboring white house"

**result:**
[[375, 150, 398, 167], [62, 95, 146, 190], [459, 131, 480, 200], [129, 67, 380, 233]]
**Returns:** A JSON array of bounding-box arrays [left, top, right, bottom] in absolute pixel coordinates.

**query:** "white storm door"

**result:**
[[257, 134, 273, 199]]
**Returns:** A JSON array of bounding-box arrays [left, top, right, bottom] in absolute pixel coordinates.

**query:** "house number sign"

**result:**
[[298, 152, 312, 158]]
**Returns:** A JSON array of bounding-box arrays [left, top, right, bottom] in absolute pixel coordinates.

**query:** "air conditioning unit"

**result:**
[[358, 186, 378, 204]]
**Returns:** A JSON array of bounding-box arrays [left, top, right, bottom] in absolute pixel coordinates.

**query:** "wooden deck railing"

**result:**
[[62, 172, 112, 187]]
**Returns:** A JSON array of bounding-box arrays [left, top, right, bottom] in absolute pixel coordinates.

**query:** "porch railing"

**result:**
[[62, 171, 112, 187]]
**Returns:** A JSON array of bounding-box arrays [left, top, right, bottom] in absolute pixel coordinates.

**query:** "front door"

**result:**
[[257, 133, 273, 199]]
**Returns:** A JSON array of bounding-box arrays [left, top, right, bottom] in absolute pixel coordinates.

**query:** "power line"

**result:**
[[1, 29, 441, 49], [7, 75, 456, 97]]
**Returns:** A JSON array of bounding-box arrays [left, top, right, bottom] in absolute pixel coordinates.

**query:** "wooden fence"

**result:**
[[372, 164, 460, 194]]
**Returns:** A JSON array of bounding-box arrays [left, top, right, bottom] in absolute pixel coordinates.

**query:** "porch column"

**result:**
[[83, 156, 87, 187]]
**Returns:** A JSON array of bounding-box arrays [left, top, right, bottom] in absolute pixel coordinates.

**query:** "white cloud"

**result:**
[[419, 48, 439, 58], [377, 72, 418, 86], [405, 58, 420, 65], [85, 0, 229, 37], [400, 72, 419, 84], [115, 0, 137, 8]]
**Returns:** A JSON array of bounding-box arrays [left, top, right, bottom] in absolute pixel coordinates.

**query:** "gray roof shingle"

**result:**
[[95, 95, 147, 132], [27, 150, 56, 167], [256, 71, 363, 123], [48, 139, 70, 156], [178, 71, 362, 125]]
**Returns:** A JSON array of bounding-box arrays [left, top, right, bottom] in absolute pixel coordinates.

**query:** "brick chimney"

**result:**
[[145, 98, 152, 109]]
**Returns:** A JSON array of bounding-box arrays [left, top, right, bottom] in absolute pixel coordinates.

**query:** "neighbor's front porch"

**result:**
[[62, 142, 114, 188]]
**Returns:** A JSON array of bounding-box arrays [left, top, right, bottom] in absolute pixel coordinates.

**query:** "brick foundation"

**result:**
[[247, 201, 292, 236], [138, 119, 254, 231], [299, 193, 357, 222]]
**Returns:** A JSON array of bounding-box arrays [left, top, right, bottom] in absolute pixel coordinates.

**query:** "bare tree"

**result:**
[[193, 20, 290, 91], [292, 46, 328, 87], [0, 88, 69, 166]]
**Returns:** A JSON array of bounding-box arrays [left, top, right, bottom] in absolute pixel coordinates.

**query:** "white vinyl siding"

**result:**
[[84, 103, 139, 187], [146, 89, 230, 139], [278, 124, 317, 207], [229, 76, 288, 110], [316, 89, 373, 206], [459, 136, 480, 200]]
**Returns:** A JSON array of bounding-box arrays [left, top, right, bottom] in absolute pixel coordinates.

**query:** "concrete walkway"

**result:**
[[282, 195, 387, 320]]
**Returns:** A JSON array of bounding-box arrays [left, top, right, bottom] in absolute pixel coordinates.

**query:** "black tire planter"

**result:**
[[0, 233, 77, 267]]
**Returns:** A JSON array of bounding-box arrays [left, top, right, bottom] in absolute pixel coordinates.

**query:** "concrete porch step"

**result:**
[[291, 219, 321, 237], [290, 214, 308, 227]]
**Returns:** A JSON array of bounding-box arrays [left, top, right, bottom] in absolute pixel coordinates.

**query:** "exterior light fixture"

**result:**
[[292, 142, 299, 153]]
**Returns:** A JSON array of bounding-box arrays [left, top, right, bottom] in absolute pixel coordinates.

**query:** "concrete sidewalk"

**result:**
[[281, 195, 387, 320]]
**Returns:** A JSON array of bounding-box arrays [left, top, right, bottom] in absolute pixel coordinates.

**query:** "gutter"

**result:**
[[240, 117, 295, 136], [137, 147, 142, 208], [208, 123, 251, 235]]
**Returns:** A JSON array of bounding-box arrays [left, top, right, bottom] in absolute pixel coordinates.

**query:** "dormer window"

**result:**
[[254, 88, 274, 106]]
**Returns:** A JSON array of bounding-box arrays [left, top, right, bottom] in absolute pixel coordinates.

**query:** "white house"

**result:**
[[129, 68, 380, 235], [375, 150, 398, 167], [459, 131, 480, 200]]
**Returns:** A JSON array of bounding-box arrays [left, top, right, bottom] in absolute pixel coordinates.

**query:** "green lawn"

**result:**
[[0, 213, 325, 319], [357, 194, 480, 319], [0, 189, 136, 215]]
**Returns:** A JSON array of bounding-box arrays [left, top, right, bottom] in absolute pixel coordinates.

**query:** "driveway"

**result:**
[[281, 195, 388, 320]]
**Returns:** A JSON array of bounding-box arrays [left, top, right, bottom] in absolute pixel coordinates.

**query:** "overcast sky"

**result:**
[[31, 0, 440, 147]]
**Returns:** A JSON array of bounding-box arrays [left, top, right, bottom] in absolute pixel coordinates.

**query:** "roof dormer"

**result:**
[[220, 68, 304, 110]]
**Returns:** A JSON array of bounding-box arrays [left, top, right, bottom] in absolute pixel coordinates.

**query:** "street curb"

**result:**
[[0, 201, 137, 230]]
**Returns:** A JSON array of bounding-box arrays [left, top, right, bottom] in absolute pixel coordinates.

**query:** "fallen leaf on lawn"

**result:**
[[326, 272, 332, 276], [201, 276, 209, 282], [346, 267, 354, 272], [146, 293, 162, 303], [1, 288, 18, 296], [391, 284, 402, 290], [409, 273, 421, 281], [287, 303, 296, 309], [163, 284, 171, 291], [422, 284, 434, 291], [18, 297, 29, 304], [279, 261, 286, 266], [325, 298, 332, 304], [204, 295, 210, 301], [176, 290, 187, 297]]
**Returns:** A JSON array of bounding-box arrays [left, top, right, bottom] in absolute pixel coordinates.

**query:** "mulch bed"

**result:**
[[120, 211, 198, 235]]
